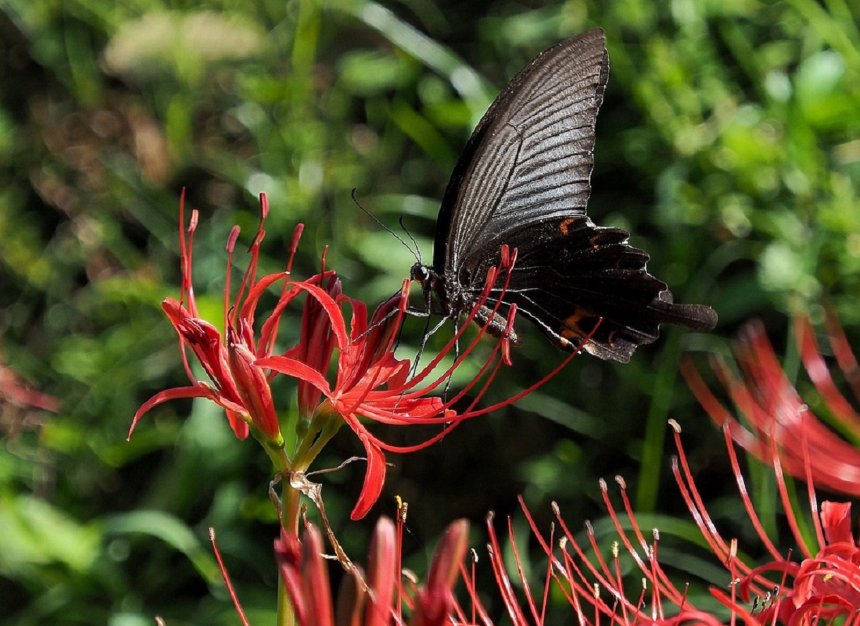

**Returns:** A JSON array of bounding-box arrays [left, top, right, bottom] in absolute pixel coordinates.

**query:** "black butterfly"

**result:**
[[410, 29, 717, 363]]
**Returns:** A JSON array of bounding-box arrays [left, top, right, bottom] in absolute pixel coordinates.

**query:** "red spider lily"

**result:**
[[216, 422, 857, 626], [258, 245, 580, 520], [129, 191, 303, 444], [131, 193, 581, 521], [472, 422, 860, 625], [269, 514, 470, 626], [483, 493, 730, 625], [683, 315, 860, 497], [670, 420, 860, 624]]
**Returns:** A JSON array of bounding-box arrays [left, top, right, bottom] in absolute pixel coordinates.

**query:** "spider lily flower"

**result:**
[[683, 315, 860, 496], [132, 193, 582, 520], [258, 247, 579, 520], [272, 515, 470, 626], [488, 493, 729, 625], [477, 419, 860, 626], [129, 191, 300, 446], [670, 420, 860, 624]]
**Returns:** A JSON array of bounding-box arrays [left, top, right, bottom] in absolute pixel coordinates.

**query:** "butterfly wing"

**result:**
[[433, 29, 609, 273], [464, 216, 718, 362]]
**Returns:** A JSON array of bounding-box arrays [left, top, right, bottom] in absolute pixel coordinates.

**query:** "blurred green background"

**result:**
[[1, 0, 859, 623]]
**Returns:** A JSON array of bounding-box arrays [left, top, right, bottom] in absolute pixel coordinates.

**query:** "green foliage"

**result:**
[[1, 0, 858, 622]]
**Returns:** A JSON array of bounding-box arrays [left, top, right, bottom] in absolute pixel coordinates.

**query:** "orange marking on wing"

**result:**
[[559, 217, 577, 236], [560, 309, 595, 340]]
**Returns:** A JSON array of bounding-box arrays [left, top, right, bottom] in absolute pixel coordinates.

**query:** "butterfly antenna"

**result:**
[[398, 215, 423, 265], [350, 189, 420, 264]]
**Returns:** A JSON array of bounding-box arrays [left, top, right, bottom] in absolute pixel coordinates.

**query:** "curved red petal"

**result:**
[[350, 436, 386, 521], [256, 355, 332, 397], [821, 501, 854, 545], [128, 385, 211, 439], [225, 409, 250, 440]]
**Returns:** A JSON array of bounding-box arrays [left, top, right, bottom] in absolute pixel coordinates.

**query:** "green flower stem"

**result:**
[[277, 476, 300, 626], [274, 401, 344, 626], [250, 425, 296, 626], [282, 472, 302, 536], [292, 400, 343, 470]]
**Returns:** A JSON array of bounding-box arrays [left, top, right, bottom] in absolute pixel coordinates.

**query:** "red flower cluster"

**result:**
[[274, 514, 469, 626], [128, 192, 294, 443], [131, 193, 578, 519], [203, 301, 860, 626], [685, 316, 860, 496], [476, 420, 860, 626]]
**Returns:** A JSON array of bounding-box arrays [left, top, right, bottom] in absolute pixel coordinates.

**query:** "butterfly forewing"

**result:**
[[437, 29, 609, 275]]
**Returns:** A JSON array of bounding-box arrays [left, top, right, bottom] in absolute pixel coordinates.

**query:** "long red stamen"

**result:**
[[209, 528, 251, 626], [769, 434, 813, 559], [230, 196, 268, 328], [718, 423, 783, 562], [612, 476, 686, 607], [224, 225, 241, 335], [800, 411, 825, 550], [486, 512, 531, 626], [505, 514, 541, 624], [550, 502, 637, 620]]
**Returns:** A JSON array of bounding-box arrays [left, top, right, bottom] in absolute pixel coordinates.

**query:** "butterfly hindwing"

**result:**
[[462, 217, 717, 362]]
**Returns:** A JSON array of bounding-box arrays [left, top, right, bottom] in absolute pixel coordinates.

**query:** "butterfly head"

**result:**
[[410, 263, 459, 318], [409, 263, 434, 290]]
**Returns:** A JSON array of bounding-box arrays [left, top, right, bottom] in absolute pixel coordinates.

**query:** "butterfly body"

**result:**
[[414, 29, 717, 363]]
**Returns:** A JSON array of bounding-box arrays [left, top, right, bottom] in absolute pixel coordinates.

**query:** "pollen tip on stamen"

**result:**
[[188, 208, 199, 233], [598, 477, 608, 492], [396, 495, 408, 523], [585, 520, 594, 535], [551, 501, 560, 515], [320, 245, 329, 273], [486, 511, 495, 523], [501, 340, 512, 367], [652, 528, 660, 542], [226, 225, 241, 252], [289, 224, 305, 255], [470, 548, 479, 563], [668, 418, 681, 433], [259, 192, 269, 219], [614, 475, 626, 490]]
